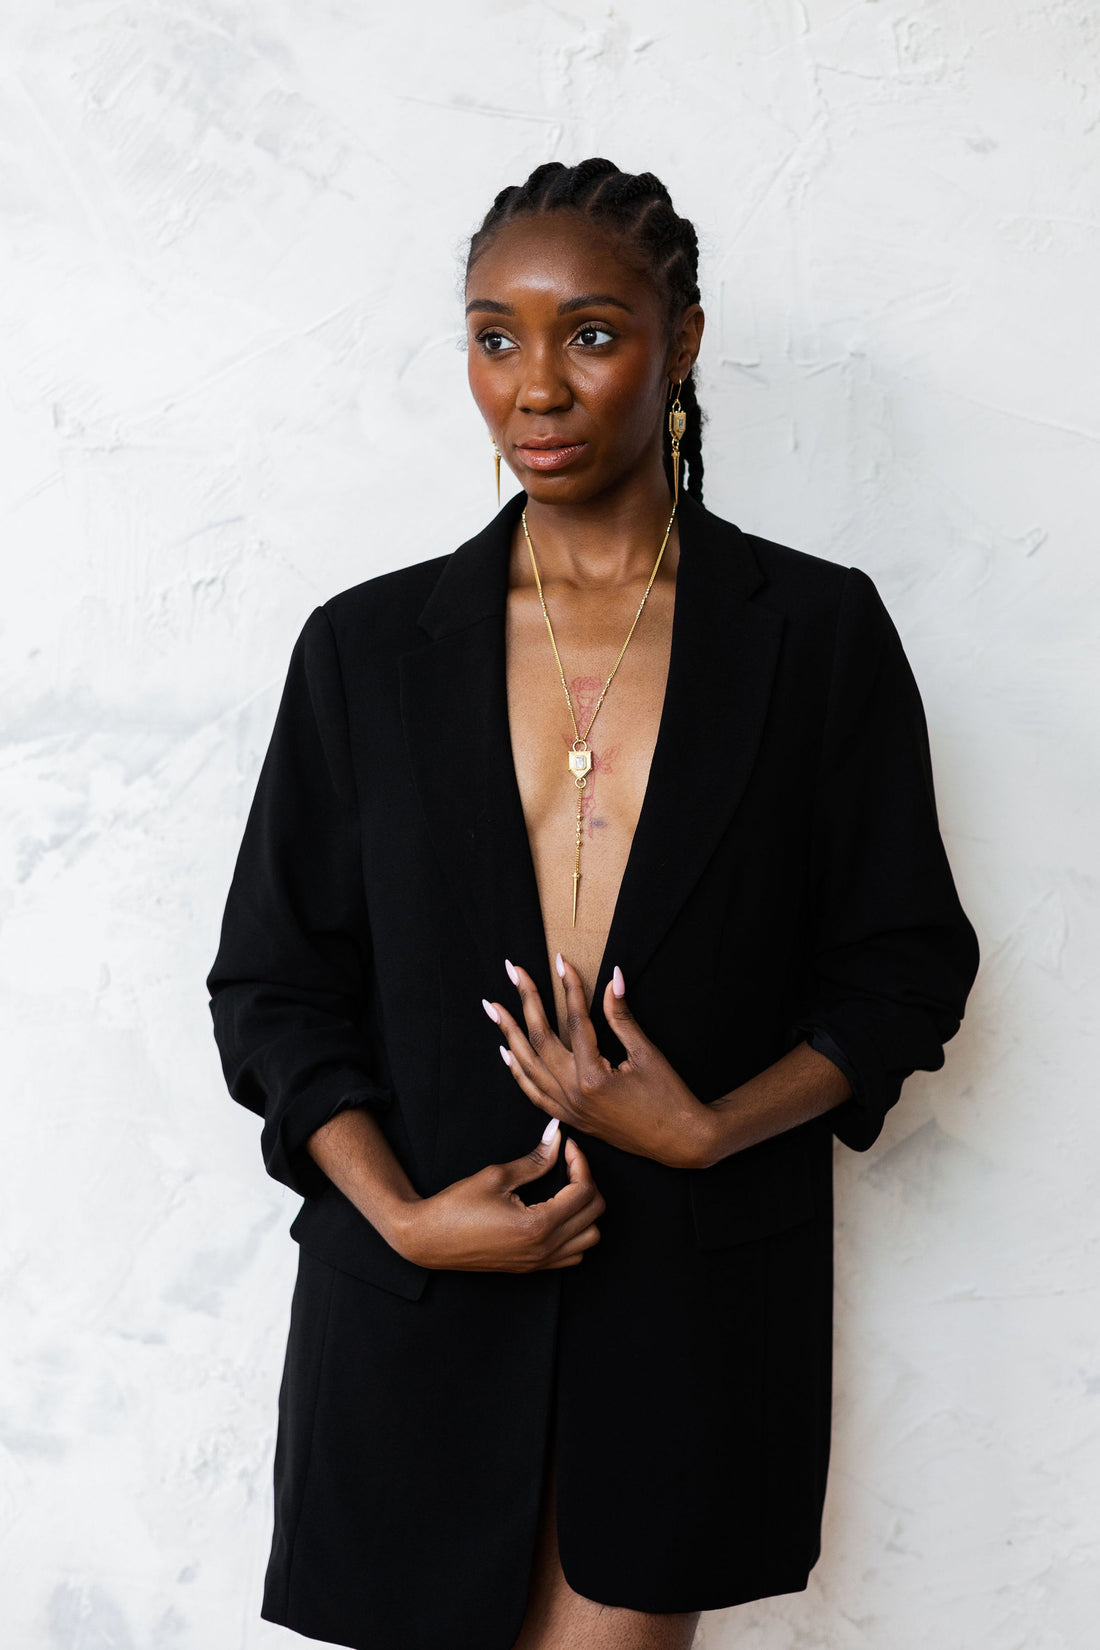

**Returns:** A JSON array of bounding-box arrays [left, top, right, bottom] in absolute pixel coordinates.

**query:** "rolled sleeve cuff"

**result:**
[[785, 1020, 895, 1153], [261, 1072, 395, 1199]]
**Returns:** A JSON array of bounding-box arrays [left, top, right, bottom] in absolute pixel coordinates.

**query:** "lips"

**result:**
[[515, 438, 588, 471]]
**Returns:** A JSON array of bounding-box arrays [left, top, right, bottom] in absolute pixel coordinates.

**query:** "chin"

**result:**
[[517, 468, 611, 508]]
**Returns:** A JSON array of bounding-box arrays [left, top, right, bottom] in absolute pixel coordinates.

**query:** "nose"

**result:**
[[517, 342, 572, 415]]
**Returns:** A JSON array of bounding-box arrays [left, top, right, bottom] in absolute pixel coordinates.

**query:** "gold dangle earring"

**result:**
[[668, 380, 686, 505], [490, 437, 502, 506]]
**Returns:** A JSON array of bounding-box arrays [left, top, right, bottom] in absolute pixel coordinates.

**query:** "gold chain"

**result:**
[[521, 502, 677, 926]]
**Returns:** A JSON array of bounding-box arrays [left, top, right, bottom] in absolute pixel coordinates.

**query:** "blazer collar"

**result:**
[[415, 488, 764, 641], [399, 489, 780, 1051]]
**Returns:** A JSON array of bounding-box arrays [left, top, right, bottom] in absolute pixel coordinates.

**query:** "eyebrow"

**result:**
[[464, 292, 635, 317]]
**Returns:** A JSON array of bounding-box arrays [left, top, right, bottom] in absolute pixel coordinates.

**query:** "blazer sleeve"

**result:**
[[206, 605, 391, 1198], [792, 565, 980, 1151]]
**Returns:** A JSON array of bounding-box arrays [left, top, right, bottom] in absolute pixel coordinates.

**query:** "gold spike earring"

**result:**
[[490, 437, 502, 506], [668, 379, 686, 505]]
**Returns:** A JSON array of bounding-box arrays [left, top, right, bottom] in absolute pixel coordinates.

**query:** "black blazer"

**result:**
[[207, 489, 979, 1649]]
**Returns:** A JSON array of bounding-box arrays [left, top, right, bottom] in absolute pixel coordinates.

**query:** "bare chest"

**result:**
[[505, 576, 675, 1041]]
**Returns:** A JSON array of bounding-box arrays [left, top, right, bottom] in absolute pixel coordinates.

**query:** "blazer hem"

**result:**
[[259, 1567, 816, 1650]]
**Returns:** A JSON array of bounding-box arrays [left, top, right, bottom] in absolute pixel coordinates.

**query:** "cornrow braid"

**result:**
[[467, 158, 706, 502]]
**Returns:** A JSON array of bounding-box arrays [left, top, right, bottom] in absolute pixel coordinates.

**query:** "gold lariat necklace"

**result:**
[[521, 502, 678, 927]]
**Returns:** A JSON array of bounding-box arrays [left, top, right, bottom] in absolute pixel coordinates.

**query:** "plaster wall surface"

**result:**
[[1, 3, 1097, 1646]]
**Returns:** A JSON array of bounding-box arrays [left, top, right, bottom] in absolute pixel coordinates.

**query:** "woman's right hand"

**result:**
[[388, 1123, 606, 1273]]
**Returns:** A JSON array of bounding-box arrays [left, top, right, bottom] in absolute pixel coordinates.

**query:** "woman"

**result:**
[[207, 159, 980, 1650]]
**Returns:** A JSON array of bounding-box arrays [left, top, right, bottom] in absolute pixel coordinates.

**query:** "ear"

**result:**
[[668, 303, 705, 383]]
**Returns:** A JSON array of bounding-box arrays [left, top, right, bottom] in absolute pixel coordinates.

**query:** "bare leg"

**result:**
[[511, 1448, 700, 1650]]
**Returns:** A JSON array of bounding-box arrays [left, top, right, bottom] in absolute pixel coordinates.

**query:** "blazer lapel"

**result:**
[[399, 496, 558, 1019], [595, 492, 782, 1029], [399, 490, 783, 1042]]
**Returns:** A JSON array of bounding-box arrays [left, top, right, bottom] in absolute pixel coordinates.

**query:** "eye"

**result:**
[[477, 329, 518, 354], [571, 324, 615, 348]]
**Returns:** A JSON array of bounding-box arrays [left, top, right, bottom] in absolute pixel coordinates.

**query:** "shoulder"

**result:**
[[741, 527, 849, 594], [751, 532, 893, 645], [734, 524, 916, 705], [686, 493, 843, 604], [316, 551, 453, 653], [688, 500, 910, 715], [739, 524, 865, 621], [702, 509, 930, 752], [691, 496, 887, 636]]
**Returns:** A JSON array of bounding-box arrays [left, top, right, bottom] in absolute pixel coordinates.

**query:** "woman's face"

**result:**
[[465, 212, 703, 508]]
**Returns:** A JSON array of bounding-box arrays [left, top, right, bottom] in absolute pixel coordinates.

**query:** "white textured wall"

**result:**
[[2, 3, 1097, 1646]]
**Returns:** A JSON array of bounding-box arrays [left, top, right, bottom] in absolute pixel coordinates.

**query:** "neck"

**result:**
[[518, 464, 679, 589]]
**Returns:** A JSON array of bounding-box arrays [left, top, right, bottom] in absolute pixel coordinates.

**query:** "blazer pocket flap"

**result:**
[[289, 1181, 431, 1300], [688, 1127, 819, 1250]]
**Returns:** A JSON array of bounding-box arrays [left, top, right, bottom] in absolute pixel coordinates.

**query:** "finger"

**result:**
[[536, 1139, 603, 1207], [602, 964, 650, 1062], [508, 961, 574, 1085], [497, 1036, 571, 1129], [537, 1185, 605, 1247], [541, 1223, 603, 1268], [498, 1117, 562, 1189], [494, 1001, 574, 1114], [555, 953, 607, 1086], [552, 1141, 606, 1217], [527, 1139, 604, 1228], [563, 1133, 596, 1186], [527, 1170, 605, 1253]]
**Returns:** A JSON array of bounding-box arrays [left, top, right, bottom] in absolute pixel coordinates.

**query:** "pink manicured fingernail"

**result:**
[[612, 964, 625, 998], [499, 1044, 513, 1066], [505, 958, 519, 986], [481, 997, 500, 1024], [555, 951, 565, 978], [541, 1116, 560, 1143]]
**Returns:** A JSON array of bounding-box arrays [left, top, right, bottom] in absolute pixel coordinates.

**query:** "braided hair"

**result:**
[[466, 158, 706, 502]]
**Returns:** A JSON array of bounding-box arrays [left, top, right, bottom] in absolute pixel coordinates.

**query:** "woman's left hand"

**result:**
[[483, 956, 716, 1171]]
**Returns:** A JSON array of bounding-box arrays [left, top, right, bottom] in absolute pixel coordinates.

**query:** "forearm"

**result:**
[[696, 1041, 852, 1168], [305, 1106, 424, 1246]]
